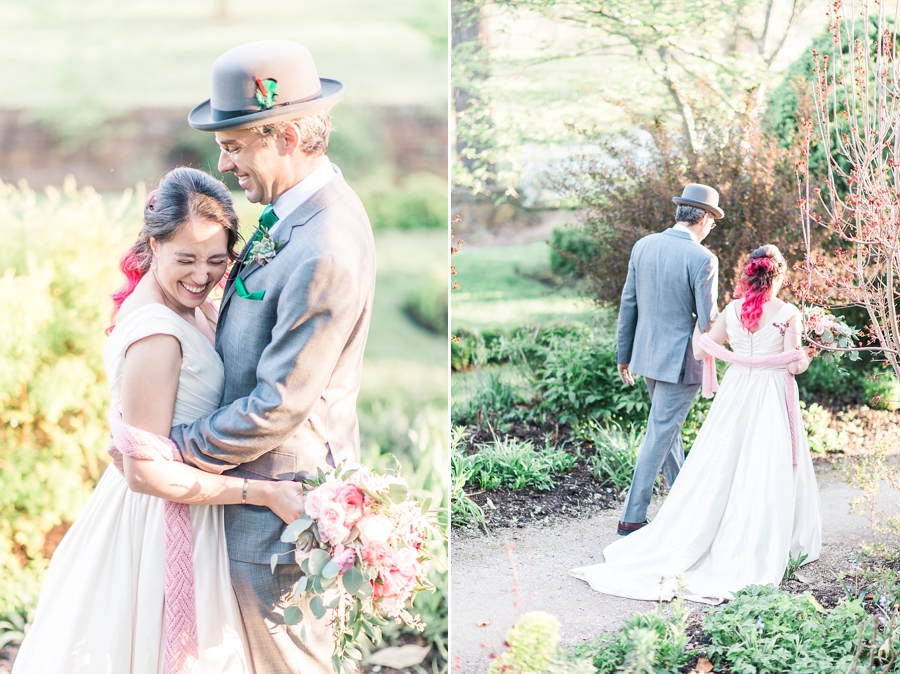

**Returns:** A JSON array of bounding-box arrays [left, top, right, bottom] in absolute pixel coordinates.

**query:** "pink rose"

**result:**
[[362, 540, 393, 569], [356, 514, 392, 545], [305, 482, 338, 520], [392, 547, 421, 580], [317, 503, 351, 547], [336, 485, 365, 527], [332, 544, 357, 574]]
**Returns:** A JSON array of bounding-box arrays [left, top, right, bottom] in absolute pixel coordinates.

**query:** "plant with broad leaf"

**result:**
[[274, 463, 441, 674]]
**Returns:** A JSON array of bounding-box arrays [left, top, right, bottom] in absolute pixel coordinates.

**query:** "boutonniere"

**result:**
[[249, 225, 285, 266]]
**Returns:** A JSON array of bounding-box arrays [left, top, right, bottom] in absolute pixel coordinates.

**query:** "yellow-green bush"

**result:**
[[0, 177, 137, 613]]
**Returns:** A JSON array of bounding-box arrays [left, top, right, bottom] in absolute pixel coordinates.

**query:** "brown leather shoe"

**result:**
[[617, 519, 649, 536]]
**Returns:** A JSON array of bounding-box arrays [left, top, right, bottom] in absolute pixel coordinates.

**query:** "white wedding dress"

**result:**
[[571, 301, 822, 604], [12, 304, 253, 673]]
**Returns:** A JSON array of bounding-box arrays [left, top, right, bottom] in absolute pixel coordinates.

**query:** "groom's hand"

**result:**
[[618, 364, 635, 386]]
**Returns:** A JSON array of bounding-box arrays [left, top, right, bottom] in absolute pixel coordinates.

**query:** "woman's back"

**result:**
[[726, 300, 797, 360]]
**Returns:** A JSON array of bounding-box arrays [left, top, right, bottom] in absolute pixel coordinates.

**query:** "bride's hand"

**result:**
[[261, 481, 307, 525]]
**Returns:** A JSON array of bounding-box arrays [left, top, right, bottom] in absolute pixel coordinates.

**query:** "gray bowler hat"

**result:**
[[672, 183, 724, 219], [188, 40, 344, 132]]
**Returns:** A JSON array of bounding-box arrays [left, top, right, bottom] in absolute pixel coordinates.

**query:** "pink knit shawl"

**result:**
[[697, 333, 802, 466], [108, 406, 198, 674]]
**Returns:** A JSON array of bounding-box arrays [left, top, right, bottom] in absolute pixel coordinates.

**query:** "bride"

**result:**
[[13, 167, 306, 673], [571, 244, 822, 604]]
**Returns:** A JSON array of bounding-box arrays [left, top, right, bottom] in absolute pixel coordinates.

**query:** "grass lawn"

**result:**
[[362, 229, 447, 407], [0, 0, 446, 110], [452, 239, 600, 330]]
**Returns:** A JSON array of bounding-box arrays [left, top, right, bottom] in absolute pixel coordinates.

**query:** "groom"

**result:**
[[615, 184, 722, 536], [172, 41, 375, 672]]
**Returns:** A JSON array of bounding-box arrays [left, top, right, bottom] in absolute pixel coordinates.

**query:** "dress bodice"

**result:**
[[725, 301, 798, 363], [103, 303, 225, 426]]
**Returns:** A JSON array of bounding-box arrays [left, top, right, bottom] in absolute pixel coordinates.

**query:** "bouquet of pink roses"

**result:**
[[803, 306, 860, 363], [275, 463, 440, 674]]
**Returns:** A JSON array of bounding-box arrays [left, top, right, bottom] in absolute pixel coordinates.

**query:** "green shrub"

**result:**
[[489, 611, 561, 674], [549, 226, 598, 277], [580, 422, 645, 492], [797, 356, 869, 406], [705, 585, 897, 674], [360, 172, 447, 231], [575, 596, 694, 674], [801, 402, 847, 455], [450, 426, 485, 529], [404, 275, 448, 335], [0, 179, 136, 615], [531, 330, 649, 427], [468, 436, 574, 492], [451, 368, 535, 430]]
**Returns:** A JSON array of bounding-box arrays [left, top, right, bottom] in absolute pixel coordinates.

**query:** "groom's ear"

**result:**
[[280, 123, 302, 156]]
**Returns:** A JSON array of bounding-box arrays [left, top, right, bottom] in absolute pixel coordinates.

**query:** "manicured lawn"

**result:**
[[452, 239, 601, 330]]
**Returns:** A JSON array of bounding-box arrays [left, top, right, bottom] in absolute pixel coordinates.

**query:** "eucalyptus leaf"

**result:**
[[310, 595, 326, 620], [294, 575, 308, 598], [322, 560, 340, 579], [309, 548, 330, 575], [280, 516, 313, 543], [342, 565, 364, 595], [284, 605, 303, 625], [320, 573, 337, 589], [387, 483, 408, 504], [270, 553, 279, 574]]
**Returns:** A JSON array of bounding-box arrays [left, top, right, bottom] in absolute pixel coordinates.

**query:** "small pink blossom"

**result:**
[[392, 547, 421, 580], [357, 514, 392, 545], [305, 481, 338, 519], [332, 544, 357, 574], [336, 485, 365, 527], [317, 503, 351, 547], [362, 540, 393, 569]]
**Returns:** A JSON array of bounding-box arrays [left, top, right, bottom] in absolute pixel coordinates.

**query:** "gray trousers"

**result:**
[[620, 377, 700, 524], [230, 559, 333, 674]]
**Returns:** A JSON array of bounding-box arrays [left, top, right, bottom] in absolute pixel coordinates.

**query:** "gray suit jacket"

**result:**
[[170, 166, 376, 564], [616, 228, 718, 385]]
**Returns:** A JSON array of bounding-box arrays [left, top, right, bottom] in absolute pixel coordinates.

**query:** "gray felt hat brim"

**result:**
[[672, 196, 724, 219], [188, 78, 344, 132]]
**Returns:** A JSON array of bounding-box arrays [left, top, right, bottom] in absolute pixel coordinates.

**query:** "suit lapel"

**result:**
[[219, 167, 352, 313]]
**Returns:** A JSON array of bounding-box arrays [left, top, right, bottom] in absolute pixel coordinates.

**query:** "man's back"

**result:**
[[616, 228, 718, 385]]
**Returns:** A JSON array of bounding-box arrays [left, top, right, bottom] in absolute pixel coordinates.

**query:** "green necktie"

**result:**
[[258, 204, 279, 231]]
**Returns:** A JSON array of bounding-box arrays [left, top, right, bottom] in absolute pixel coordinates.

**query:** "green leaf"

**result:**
[[310, 595, 326, 620], [320, 574, 337, 589], [300, 558, 310, 574], [342, 565, 364, 595], [284, 605, 303, 625], [387, 483, 408, 504], [317, 467, 327, 483], [420, 497, 432, 514], [344, 645, 362, 660], [299, 625, 307, 644], [358, 579, 373, 597], [294, 575, 309, 598], [280, 516, 313, 543], [322, 560, 341, 579], [309, 548, 331, 575], [270, 553, 280, 574], [331, 654, 342, 674]]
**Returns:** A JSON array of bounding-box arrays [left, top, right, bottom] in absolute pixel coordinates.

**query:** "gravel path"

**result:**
[[450, 461, 898, 674]]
